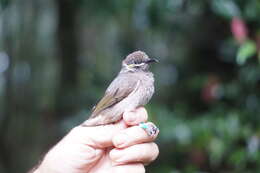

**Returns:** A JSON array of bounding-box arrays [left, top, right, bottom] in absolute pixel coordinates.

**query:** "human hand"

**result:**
[[34, 107, 159, 173]]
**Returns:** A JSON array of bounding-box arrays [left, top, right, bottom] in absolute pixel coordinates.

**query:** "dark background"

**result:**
[[1, 0, 260, 172]]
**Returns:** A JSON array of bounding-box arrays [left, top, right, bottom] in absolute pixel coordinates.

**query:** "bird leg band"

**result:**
[[139, 122, 159, 137]]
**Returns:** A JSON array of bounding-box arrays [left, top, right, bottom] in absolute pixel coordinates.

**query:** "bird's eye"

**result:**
[[134, 60, 142, 64]]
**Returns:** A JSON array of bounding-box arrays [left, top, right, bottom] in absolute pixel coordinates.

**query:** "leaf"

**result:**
[[228, 149, 246, 167], [209, 137, 225, 165], [236, 40, 257, 65], [258, 52, 260, 64], [211, 0, 241, 19]]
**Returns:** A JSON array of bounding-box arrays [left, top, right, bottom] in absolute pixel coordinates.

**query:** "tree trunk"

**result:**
[[0, 8, 14, 173], [55, 0, 79, 120]]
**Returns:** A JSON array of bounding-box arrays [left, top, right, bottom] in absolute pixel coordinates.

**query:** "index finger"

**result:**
[[70, 120, 127, 149], [112, 122, 159, 148]]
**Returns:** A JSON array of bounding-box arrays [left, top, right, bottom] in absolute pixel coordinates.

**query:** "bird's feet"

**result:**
[[139, 122, 159, 137]]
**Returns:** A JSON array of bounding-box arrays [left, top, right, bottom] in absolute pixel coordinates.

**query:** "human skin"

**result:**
[[33, 107, 159, 173]]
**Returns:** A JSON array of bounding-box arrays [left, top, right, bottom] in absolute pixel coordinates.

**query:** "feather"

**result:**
[[88, 75, 139, 119]]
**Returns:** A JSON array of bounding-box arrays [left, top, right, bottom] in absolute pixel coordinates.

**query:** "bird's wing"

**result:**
[[89, 76, 139, 119]]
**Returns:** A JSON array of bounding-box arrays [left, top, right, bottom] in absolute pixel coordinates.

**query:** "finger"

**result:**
[[112, 122, 159, 148], [123, 107, 148, 126], [112, 163, 145, 173], [110, 142, 159, 165], [70, 120, 127, 149]]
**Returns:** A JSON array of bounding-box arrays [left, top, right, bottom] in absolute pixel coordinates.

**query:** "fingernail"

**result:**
[[113, 134, 128, 147], [125, 112, 136, 122]]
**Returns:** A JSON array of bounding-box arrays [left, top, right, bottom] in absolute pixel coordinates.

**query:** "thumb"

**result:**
[[69, 120, 127, 148], [38, 120, 127, 173]]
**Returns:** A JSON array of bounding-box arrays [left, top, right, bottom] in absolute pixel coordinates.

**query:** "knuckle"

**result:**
[[140, 143, 159, 162], [82, 146, 100, 161], [150, 143, 159, 161]]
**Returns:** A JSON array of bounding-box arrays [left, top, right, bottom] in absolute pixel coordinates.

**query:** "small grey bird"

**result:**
[[83, 51, 158, 126]]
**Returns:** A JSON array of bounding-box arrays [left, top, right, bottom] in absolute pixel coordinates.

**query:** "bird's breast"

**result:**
[[135, 72, 155, 106]]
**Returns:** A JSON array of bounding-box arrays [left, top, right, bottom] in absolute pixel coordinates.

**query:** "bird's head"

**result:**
[[121, 51, 158, 72]]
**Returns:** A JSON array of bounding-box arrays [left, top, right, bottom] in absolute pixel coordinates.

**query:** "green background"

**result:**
[[0, 0, 260, 172]]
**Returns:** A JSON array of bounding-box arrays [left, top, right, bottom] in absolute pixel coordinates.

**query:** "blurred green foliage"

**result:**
[[0, 0, 260, 172]]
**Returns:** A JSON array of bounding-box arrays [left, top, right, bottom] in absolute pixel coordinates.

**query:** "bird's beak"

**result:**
[[145, 58, 159, 64]]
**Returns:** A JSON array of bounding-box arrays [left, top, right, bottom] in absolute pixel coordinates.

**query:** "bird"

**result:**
[[82, 51, 158, 126]]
